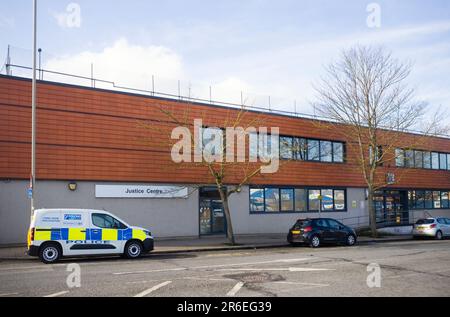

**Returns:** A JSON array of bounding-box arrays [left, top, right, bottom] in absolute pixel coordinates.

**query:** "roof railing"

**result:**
[[2, 63, 449, 139]]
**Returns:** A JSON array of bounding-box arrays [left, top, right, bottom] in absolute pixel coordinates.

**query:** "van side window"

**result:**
[[92, 213, 127, 229]]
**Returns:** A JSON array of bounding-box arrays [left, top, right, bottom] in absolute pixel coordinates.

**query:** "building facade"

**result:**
[[1, 75, 450, 244]]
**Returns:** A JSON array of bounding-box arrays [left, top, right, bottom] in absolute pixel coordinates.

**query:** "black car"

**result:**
[[287, 218, 357, 248]]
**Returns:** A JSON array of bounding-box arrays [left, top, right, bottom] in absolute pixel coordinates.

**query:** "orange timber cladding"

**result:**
[[0, 75, 450, 189]]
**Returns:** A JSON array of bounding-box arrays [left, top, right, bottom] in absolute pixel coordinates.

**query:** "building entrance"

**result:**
[[373, 190, 409, 225], [199, 187, 226, 235]]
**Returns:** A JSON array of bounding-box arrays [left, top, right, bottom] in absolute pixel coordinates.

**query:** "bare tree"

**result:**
[[140, 103, 281, 245], [312, 45, 447, 237]]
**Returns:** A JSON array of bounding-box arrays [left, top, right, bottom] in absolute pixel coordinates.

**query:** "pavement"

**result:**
[[0, 239, 449, 297], [0, 234, 413, 260]]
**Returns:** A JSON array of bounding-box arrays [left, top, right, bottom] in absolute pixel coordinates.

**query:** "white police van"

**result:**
[[27, 209, 154, 264]]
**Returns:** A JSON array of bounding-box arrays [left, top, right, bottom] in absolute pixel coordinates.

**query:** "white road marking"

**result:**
[[114, 267, 186, 275], [134, 281, 172, 297], [113, 257, 312, 275], [185, 277, 232, 282], [43, 291, 69, 297], [0, 292, 19, 297], [193, 258, 312, 269], [216, 267, 334, 272], [273, 281, 329, 287], [0, 265, 53, 272], [227, 282, 244, 297]]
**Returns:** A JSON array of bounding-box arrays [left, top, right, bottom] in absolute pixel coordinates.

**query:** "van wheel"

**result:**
[[39, 242, 61, 264], [125, 241, 143, 259]]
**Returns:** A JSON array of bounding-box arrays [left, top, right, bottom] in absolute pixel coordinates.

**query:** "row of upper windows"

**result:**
[[396, 149, 450, 171], [247, 134, 345, 163], [408, 190, 450, 209], [202, 128, 346, 164], [278, 137, 345, 163], [249, 187, 347, 213], [201, 128, 448, 169]]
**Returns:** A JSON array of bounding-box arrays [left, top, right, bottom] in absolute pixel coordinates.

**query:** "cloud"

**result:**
[[43, 38, 185, 92], [187, 20, 450, 114], [41, 20, 450, 122]]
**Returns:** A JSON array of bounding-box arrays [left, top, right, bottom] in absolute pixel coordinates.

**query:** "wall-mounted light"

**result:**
[[68, 181, 77, 191]]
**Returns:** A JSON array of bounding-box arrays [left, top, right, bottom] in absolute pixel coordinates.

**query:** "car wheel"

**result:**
[[435, 231, 443, 240], [309, 235, 321, 248], [39, 243, 61, 264], [346, 234, 356, 246], [125, 241, 143, 259]]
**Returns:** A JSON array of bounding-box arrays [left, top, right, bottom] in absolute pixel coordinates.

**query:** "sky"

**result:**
[[0, 0, 449, 122]]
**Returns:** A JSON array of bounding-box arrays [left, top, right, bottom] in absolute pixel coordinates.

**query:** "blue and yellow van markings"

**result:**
[[34, 227, 147, 241]]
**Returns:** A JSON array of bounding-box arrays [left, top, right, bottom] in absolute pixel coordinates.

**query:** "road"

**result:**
[[0, 240, 449, 297]]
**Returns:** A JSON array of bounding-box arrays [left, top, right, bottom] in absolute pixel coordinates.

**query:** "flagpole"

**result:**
[[31, 0, 37, 217]]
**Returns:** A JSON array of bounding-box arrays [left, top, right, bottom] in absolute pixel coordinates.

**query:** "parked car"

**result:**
[[27, 209, 154, 264], [413, 218, 450, 240], [287, 218, 357, 248]]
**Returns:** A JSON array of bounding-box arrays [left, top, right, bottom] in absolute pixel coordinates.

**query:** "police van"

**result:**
[[27, 209, 154, 264]]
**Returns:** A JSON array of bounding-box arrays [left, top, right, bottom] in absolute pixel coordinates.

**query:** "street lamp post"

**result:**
[[30, 0, 37, 217]]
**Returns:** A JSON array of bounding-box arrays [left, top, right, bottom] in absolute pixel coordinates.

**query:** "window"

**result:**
[[249, 133, 258, 159], [395, 149, 450, 171], [259, 133, 274, 161], [307, 140, 320, 161], [293, 138, 307, 160], [280, 136, 293, 159], [314, 219, 329, 228], [433, 191, 441, 208], [92, 213, 126, 229], [415, 190, 425, 209], [437, 218, 446, 224], [280, 188, 294, 211], [250, 188, 264, 212], [320, 141, 333, 162], [424, 191, 433, 208], [414, 150, 423, 168], [202, 127, 223, 157], [439, 153, 447, 170], [321, 189, 334, 210], [405, 150, 414, 168], [264, 188, 280, 212], [441, 191, 449, 209], [334, 190, 346, 210], [395, 149, 405, 167], [408, 191, 415, 209], [276, 135, 345, 163], [295, 189, 307, 212], [369, 146, 383, 165], [308, 189, 321, 211], [423, 152, 431, 169], [431, 152, 439, 170], [326, 219, 341, 230], [250, 187, 347, 213], [249, 133, 279, 161], [333, 142, 344, 163]]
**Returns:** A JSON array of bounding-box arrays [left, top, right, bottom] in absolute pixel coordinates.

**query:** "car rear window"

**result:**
[[415, 219, 434, 224], [293, 220, 312, 229]]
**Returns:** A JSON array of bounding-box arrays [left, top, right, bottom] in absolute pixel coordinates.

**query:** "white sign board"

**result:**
[[95, 185, 188, 198]]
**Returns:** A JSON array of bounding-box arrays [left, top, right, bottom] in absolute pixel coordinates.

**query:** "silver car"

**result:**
[[413, 218, 450, 240]]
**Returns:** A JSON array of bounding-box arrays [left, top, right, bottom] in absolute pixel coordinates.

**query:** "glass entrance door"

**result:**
[[374, 190, 409, 225], [199, 187, 226, 235]]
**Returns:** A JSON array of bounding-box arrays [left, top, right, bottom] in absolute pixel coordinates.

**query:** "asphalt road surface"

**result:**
[[1, 239, 449, 297]]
